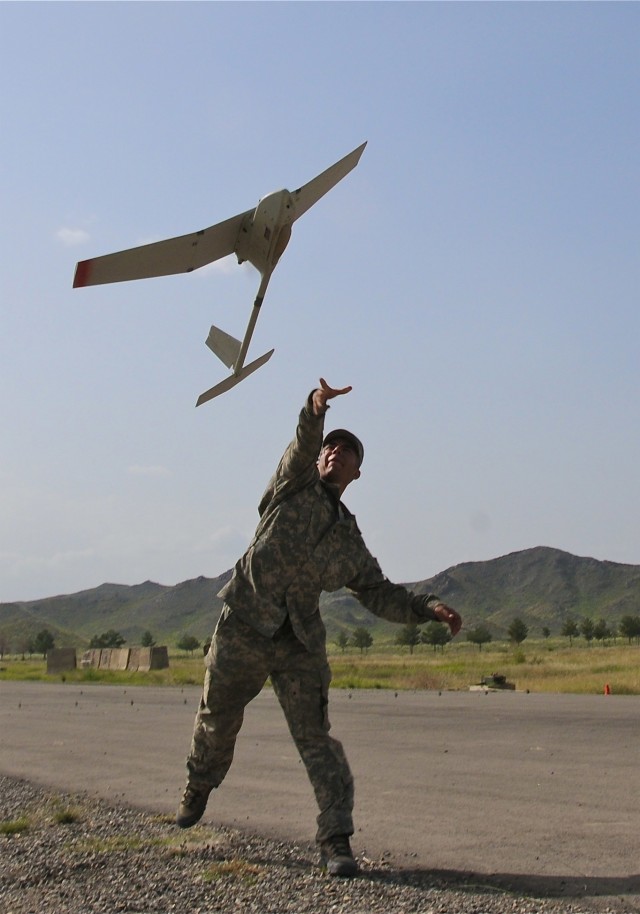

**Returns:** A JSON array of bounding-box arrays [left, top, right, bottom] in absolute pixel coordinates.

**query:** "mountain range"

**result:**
[[1, 546, 639, 650]]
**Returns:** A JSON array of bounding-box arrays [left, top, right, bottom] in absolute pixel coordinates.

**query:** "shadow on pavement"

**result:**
[[365, 866, 640, 905]]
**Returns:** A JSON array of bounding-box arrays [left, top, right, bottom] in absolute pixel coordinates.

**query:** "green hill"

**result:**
[[1, 547, 638, 651], [412, 545, 640, 634]]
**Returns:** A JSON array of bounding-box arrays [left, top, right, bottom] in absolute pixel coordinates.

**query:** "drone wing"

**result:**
[[73, 209, 251, 288], [291, 141, 367, 222], [73, 143, 367, 288]]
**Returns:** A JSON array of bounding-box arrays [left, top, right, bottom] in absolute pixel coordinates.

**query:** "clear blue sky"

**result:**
[[1, 2, 638, 603]]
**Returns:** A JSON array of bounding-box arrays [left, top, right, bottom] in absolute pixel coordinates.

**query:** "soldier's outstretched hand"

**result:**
[[312, 378, 353, 415]]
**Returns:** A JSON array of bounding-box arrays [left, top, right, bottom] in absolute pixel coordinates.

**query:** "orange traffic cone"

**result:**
[[604, 683, 611, 695]]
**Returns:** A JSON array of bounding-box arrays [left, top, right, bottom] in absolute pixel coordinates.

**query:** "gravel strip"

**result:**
[[0, 775, 633, 914]]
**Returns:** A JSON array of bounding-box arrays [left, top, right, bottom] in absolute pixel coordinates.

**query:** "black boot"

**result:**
[[176, 783, 212, 829], [320, 834, 358, 877]]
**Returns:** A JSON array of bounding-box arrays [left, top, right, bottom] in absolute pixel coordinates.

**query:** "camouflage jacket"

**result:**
[[218, 393, 443, 653]]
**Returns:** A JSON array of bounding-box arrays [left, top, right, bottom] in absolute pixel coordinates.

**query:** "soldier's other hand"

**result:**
[[434, 604, 462, 637]]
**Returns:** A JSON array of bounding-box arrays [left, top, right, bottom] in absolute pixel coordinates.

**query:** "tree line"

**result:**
[[2, 613, 640, 661], [465, 614, 640, 651], [0, 628, 158, 659]]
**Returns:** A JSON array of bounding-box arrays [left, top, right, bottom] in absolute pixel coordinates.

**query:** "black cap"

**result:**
[[322, 429, 364, 466]]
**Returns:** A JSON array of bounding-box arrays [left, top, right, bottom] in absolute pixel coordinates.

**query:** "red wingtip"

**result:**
[[73, 259, 93, 288]]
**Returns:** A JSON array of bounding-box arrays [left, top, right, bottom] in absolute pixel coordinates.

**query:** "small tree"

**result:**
[[89, 629, 126, 649], [541, 626, 551, 640], [561, 618, 579, 646], [421, 621, 451, 652], [177, 634, 201, 656], [33, 629, 55, 658], [580, 617, 594, 646], [619, 615, 640, 644], [396, 623, 421, 654], [466, 625, 492, 652], [351, 627, 373, 655], [335, 630, 349, 653], [593, 619, 612, 645], [507, 618, 528, 645], [140, 630, 156, 647]]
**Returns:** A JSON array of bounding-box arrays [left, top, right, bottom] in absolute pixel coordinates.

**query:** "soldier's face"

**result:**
[[317, 439, 361, 492]]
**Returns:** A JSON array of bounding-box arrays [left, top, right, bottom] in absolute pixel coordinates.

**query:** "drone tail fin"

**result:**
[[205, 325, 242, 369], [196, 348, 274, 407]]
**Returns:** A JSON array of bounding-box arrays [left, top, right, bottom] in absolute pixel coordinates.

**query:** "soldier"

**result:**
[[177, 378, 462, 877]]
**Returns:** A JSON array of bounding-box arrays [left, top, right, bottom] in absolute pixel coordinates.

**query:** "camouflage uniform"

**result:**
[[186, 392, 444, 843]]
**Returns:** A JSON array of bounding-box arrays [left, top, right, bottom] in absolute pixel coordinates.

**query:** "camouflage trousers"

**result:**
[[186, 605, 354, 843]]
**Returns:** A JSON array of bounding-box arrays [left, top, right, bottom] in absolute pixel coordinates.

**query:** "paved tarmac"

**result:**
[[1, 682, 639, 905]]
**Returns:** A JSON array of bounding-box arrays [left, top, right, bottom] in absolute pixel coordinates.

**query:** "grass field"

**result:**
[[1, 638, 638, 695]]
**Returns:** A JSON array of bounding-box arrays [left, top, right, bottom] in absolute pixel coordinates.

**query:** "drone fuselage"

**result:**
[[235, 190, 295, 276]]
